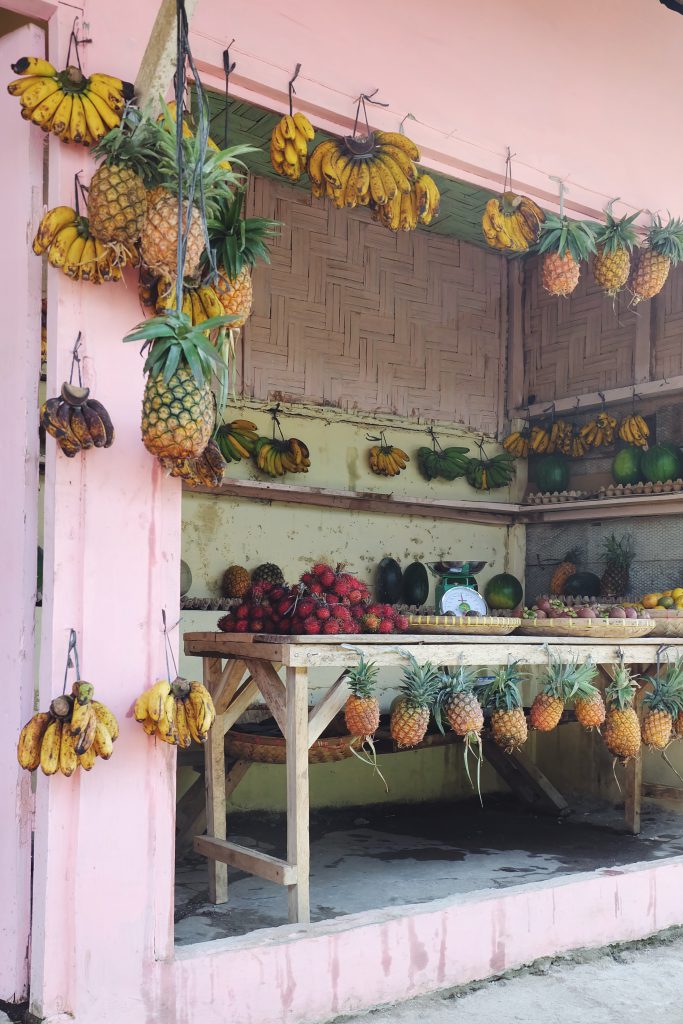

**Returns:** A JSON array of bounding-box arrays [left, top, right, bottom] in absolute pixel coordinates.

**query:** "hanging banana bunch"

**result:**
[[529, 424, 551, 455], [546, 419, 573, 456], [368, 431, 410, 477], [579, 411, 618, 450], [41, 336, 115, 462], [269, 65, 315, 181], [466, 450, 516, 490], [502, 424, 530, 459], [155, 277, 225, 326], [214, 420, 259, 463], [481, 151, 544, 253], [159, 439, 227, 488], [134, 677, 216, 746], [619, 414, 650, 449]]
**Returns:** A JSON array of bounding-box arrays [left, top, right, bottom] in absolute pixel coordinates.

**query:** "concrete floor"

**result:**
[[174, 796, 683, 945]]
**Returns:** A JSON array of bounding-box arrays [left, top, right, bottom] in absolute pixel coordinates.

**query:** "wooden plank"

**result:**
[[515, 372, 683, 420], [225, 759, 252, 799], [222, 679, 260, 733], [308, 671, 351, 746], [184, 478, 516, 526], [506, 258, 525, 416], [634, 299, 653, 384], [520, 491, 683, 524], [286, 667, 311, 924], [176, 760, 252, 856], [625, 754, 643, 835], [643, 782, 683, 802], [212, 659, 247, 715], [134, 0, 199, 114], [204, 657, 228, 904], [244, 659, 287, 736], [482, 738, 570, 815], [194, 837, 297, 886]]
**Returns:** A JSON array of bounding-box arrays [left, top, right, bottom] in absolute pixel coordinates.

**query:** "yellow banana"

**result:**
[[85, 77, 125, 113], [321, 146, 342, 187], [308, 139, 339, 184], [28, 87, 65, 129], [47, 224, 80, 268], [92, 720, 114, 759], [184, 702, 205, 744], [83, 87, 120, 130], [134, 694, 150, 725], [375, 131, 420, 160], [18, 76, 61, 111], [92, 701, 119, 742], [68, 94, 88, 144], [74, 707, 97, 755], [78, 238, 98, 282], [380, 145, 418, 181], [40, 720, 62, 776], [376, 153, 412, 194], [293, 112, 314, 140], [271, 123, 286, 151], [80, 92, 108, 143], [7, 75, 44, 97], [157, 693, 178, 744], [281, 114, 297, 140], [187, 688, 210, 736], [34, 208, 77, 254], [293, 130, 308, 159], [12, 56, 58, 77], [145, 679, 171, 722], [78, 746, 96, 771], [59, 728, 78, 777], [50, 92, 73, 137], [17, 712, 50, 771], [175, 698, 192, 749]]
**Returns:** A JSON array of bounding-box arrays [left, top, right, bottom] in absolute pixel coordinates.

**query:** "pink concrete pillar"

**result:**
[[28, 6, 180, 1020], [0, 20, 45, 1004]]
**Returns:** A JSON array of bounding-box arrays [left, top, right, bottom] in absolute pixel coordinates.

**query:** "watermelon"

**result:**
[[534, 456, 569, 493], [484, 573, 523, 610], [641, 443, 682, 484], [612, 447, 642, 485], [180, 560, 192, 597], [376, 557, 403, 603], [402, 562, 429, 607], [563, 571, 601, 598]]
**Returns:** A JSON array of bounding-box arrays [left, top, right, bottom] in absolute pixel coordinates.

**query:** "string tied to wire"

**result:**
[[351, 89, 389, 141], [161, 608, 179, 682], [62, 628, 81, 695]]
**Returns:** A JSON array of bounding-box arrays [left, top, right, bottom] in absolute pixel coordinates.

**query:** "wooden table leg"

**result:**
[[204, 656, 228, 904], [625, 755, 643, 835], [286, 666, 310, 924]]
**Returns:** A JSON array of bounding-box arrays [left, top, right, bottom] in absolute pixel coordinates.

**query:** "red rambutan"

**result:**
[[322, 618, 341, 634], [378, 619, 394, 634], [235, 620, 249, 633], [362, 613, 380, 633], [316, 606, 331, 621], [303, 616, 321, 635]]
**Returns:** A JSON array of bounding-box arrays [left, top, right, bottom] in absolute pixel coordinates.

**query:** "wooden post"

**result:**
[[506, 258, 525, 416], [134, 0, 199, 115], [625, 756, 643, 835], [286, 667, 311, 924], [204, 656, 228, 904]]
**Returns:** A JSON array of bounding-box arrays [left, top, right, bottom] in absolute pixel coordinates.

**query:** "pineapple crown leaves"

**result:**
[[594, 202, 641, 255], [605, 661, 639, 710], [601, 533, 635, 568], [91, 107, 162, 186], [123, 310, 236, 388], [206, 188, 281, 280], [641, 657, 683, 715], [542, 650, 597, 700], [482, 662, 526, 711], [645, 214, 683, 264], [398, 654, 441, 709], [537, 214, 598, 262], [346, 656, 379, 698]]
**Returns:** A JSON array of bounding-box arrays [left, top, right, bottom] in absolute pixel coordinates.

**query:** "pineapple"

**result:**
[[483, 663, 528, 752], [537, 214, 597, 297], [88, 109, 159, 252], [207, 188, 279, 328], [124, 309, 232, 460], [530, 653, 598, 732], [629, 215, 683, 303], [603, 662, 641, 763], [600, 533, 634, 598], [435, 665, 485, 798], [641, 658, 683, 750], [139, 105, 247, 280], [221, 565, 251, 598], [344, 656, 380, 739], [573, 681, 606, 730], [550, 548, 580, 595], [592, 206, 640, 297], [251, 563, 285, 586], [390, 655, 440, 749]]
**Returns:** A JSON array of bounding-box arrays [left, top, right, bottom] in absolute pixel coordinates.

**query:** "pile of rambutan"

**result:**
[[217, 562, 409, 636]]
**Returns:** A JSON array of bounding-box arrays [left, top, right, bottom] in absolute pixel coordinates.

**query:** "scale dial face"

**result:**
[[440, 586, 488, 616]]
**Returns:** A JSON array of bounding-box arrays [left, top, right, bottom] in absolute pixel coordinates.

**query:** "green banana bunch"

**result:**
[[466, 451, 516, 491], [214, 420, 259, 463], [417, 446, 470, 482]]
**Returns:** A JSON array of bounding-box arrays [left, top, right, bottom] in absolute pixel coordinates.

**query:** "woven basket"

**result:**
[[516, 618, 655, 639], [647, 611, 683, 638], [226, 730, 361, 764], [409, 615, 521, 636]]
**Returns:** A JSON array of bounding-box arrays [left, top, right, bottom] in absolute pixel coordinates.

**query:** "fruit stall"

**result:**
[[5, 2, 683, 1024]]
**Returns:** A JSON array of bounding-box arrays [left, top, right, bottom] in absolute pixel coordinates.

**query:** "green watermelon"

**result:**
[[376, 557, 403, 603], [402, 562, 429, 607], [484, 573, 523, 610], [534, 456, 569, 493], [180, 560, 192, 597], [612, 447, 642, 485], [563, 572, 601, 597], [641, 443, 682, 483]]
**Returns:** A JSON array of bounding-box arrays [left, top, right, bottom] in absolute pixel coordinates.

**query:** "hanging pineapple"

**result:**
[[344, 656, 380, 740], [573, 679, 607, 731], [537, 214, 597, 297], [603, 661, 641, 764], [482, 663, 528, 752], [629, 215, 683, 304], [530, 653, 597, 732], [435, 665, 485, 798], [206, 187, 280, 329], [592, 205, 640, 297], [640, 659, 683, 750], [390, 655, 440, 749]]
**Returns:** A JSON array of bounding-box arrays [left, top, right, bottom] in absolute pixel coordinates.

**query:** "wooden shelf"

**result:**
[[518, 490, 683, 523]]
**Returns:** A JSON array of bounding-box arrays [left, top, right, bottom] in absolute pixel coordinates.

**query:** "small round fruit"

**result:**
[[624, 607, 638, 619], [577, 606, 596, 618], [484, 573, 523, 610], [641, 593, 660, 609], [658, 596, 675, 608], [609, 606, 626, 618], [536, 599, 553, 614], [534, 609, 548, 618]]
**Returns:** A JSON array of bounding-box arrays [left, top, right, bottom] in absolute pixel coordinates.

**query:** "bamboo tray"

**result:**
[[516, 618, 655, 639], [408, 615, 521, 636], [646, 611, 683, 638], [226, 730, 361, 764]]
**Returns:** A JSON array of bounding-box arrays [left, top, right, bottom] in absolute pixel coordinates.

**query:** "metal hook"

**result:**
[[549, 176, 569, 218], [288, 62, 302, 115], [399, 112, 416, 135]]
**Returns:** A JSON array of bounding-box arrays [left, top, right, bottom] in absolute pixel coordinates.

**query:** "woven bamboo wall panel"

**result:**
[[242, 177, 505, 434], [522, 255, 637, 404], [653, 264, 683, 380]]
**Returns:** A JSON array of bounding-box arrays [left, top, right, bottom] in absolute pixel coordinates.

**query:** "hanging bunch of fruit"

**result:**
[[602, 659, 641, 764], [368, 431, 410, 477], [7, 55, 133, 144], [537, 214, 597, 297], [17, 682, 118, 776], [390, 655, 440, 748], [640, 659, 683, 751], [41, 380, 114, 458], [417, 429, 470, 481], [578, 411, 618, 449], [481, 663, 528, 752], [465, 447, 515, 490], [159, 438, 227, 489], [629, 215, 683, 304], [434, 666, 484, 796], [618, 414, 650, 449], [482, 192, 545, 252], [252, 410, 311, 477], [529, 652, 597, 732], [344, 656, 381, 740], [591, 204, 640, 298], [270, 113, 315, 181], [134, 677, 216, 747], [214, 419, 259, 463], [502, 425, 530, 459], [33, 199, 130, 283]]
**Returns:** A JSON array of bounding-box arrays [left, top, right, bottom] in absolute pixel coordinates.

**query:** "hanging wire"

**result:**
[[69, 332, 83, 387], [65, 16, 92, 71], [351, 90, 389, 139], [62, 629, 80, 695], [161, 609, 179, 681], [73, 171, 88, 215], [503, 147, 516, 193], [288, 63, 301, 117], [268, 403, 285, 442], [399, 112, 416, 135]]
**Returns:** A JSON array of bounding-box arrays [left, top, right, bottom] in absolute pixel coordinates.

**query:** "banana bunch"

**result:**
[[417, 446, 470, 481], [160, 439, 227, 488], [214, 420, 259, 462], [619, 414, 650, 449], [41, 381, 115, 457], [570, 434, 589, 458], [8, 57, 133, 145], [270, 112, 315, 180], [502, 429, 530, 458], [414, 174, 441, 226], [17, 683, 118, 776], [546, 419, 573, 456], [156, 278, 225, 325], [369, 444, 410, 477], [579, 411, 618, 449], [134, 677, 216, 747], [465, 451, 516, 490], [482, 192, 545, 252], [530, 424, 551, 454], [33, 206, 128, 282], [254, 436, 311, 476]]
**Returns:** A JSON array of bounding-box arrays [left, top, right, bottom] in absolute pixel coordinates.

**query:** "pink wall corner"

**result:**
[[0, 19, 45, 1004]]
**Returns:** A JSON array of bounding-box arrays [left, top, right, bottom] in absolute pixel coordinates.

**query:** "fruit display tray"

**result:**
[[598, 479, 683, 499], [408, 615, 521, 636], [516, 618, 655, 639], [646, 610, 683, 638], [524, 490, 591, 505]]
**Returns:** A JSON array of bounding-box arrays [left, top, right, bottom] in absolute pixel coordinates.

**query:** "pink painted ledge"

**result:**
[[161, 856, 683, 1024]]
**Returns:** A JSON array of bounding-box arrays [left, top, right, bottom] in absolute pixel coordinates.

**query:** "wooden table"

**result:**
[[183, 632, 679, 925]]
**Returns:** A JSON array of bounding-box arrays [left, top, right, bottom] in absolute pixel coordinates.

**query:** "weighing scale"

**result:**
[[427, 560, 488, 616]]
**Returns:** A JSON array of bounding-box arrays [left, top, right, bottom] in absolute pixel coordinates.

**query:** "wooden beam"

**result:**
[[514, 373, 683, 419], [222, 679, 260, 733], [286, 667, 311, 923], [134, 0, 199, 115], [482, 738, 570, 815], [244, 659, 287, 737], [506, 258, 525, 416], [308, 671, 351, 746], [643, 782, 683, 802], [213, 660, 248, 716], [194, 837, 297, 886], [204, 657, 227, 904], [519, 490, 683, 525]]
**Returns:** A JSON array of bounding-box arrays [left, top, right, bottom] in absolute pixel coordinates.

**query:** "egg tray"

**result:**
[[598, 479, 683, 498], [524, 490, 592, 505]]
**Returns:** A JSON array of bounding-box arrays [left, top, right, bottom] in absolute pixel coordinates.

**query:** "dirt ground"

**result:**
[[332, 930, 683, 1024]]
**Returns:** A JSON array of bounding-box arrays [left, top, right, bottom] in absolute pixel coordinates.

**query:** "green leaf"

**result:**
[[182, 338, 205, 387]]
